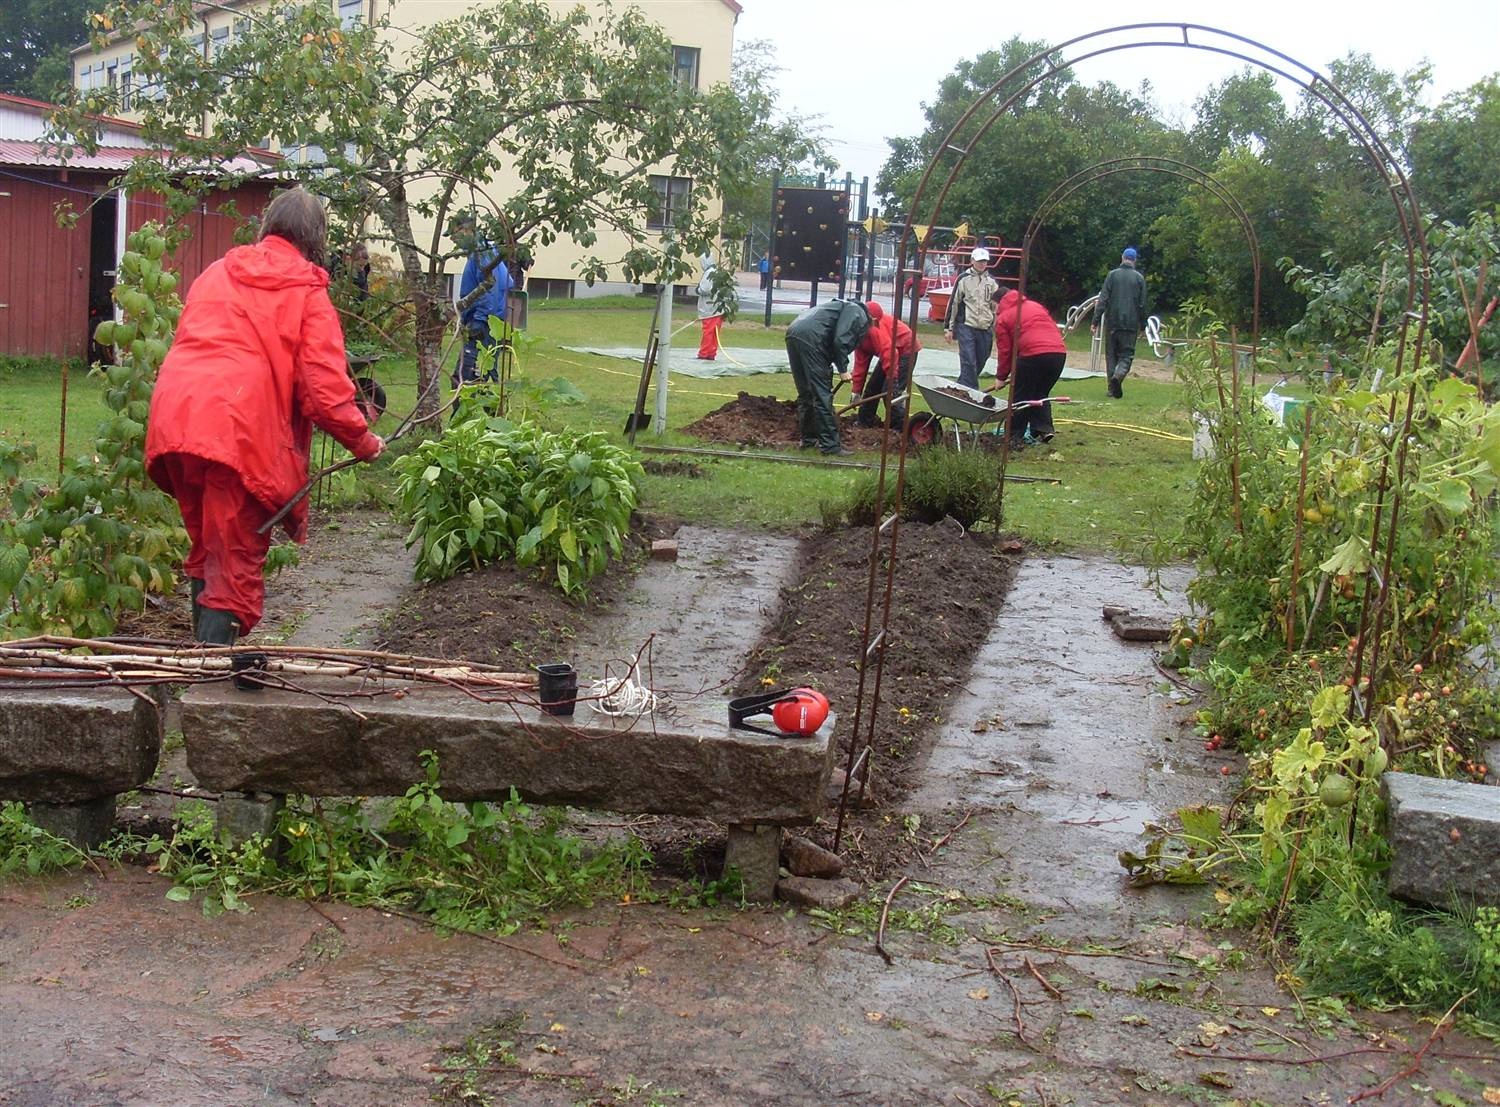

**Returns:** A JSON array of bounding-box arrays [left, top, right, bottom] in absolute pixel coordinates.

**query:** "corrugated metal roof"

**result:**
[[0, 139, 153, 171], [0, 139, 274, 176]]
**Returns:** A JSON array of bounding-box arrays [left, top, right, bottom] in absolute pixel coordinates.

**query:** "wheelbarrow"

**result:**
[[912, 374, 1069, 450]]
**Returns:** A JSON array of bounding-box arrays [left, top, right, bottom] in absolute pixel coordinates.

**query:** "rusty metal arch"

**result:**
[[834, 25, 1433, 846], [1015, 154, 1263, 364]]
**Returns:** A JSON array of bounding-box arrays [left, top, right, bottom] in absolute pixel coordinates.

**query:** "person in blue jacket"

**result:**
[[453, 212, 514, 386]]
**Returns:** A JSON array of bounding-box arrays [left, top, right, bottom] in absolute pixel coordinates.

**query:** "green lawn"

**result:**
[[1, 298, 1202, 554]]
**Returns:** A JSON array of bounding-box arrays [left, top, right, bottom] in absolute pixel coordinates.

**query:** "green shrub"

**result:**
[[147, 752, 650, 930], [836, 448, 1005, 529], [393, 417, 642, 595], [0, 801, 86, 878]]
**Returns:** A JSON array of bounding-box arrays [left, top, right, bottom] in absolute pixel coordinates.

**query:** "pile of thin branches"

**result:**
[[0, 636, 536, 700]]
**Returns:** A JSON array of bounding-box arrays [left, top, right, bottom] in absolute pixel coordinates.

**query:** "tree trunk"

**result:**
[[378, 180, 446, 425]]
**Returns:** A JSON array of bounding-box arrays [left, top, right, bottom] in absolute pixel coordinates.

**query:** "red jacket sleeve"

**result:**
[[295, 289, 382, 460]]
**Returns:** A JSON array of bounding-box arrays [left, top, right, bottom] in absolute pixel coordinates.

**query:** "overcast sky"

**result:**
[[732, 2, 1500, 186]]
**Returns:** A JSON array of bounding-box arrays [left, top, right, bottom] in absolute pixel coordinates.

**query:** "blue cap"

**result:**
[[1123, 247, 1138, 260]]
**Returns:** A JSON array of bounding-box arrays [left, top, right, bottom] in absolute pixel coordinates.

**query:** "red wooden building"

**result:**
[[0, 93, 277, 362]]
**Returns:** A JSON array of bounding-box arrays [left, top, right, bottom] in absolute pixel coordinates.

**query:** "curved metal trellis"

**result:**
[[833, 24, 1437, 848]]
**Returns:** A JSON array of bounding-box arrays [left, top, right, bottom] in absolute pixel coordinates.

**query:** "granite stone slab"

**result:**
[[0, 688, 160, 802]]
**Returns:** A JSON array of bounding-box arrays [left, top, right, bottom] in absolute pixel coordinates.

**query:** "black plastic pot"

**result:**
[[536, 663, 578, 716]]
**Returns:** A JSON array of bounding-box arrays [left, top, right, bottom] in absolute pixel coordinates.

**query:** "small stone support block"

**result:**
[[28, 796, 116, 849], [650, 539, 679, 561], [1384, 771, 1500, 909], [217, 792, 286, 845], [724, 823, 782, 902]]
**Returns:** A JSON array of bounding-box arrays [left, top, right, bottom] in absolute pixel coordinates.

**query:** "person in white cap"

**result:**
[[943, 246, 999, 388]]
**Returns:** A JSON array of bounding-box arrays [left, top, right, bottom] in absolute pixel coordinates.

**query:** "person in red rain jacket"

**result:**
[[991, 288, 1068, 445], [146, 188, 384, 647], [851, 301, 921, 428]]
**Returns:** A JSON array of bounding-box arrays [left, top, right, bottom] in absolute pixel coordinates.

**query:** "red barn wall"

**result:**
[[125, 184, 273, 290], [0, 170, 98, 360]]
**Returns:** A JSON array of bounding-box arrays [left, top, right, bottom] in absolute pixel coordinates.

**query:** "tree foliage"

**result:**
[[0, 0, 93, 100], [60, 0, 781, 419], [879, 42, 1500, 334]]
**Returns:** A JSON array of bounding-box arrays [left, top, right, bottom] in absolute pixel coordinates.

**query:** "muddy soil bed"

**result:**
[[737, 523, 1022, 868], [683, 391, 896, 451], [376, 514, 676, 669]]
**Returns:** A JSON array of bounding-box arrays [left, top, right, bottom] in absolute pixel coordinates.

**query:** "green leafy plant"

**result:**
[[149, 752, 650, 931], [0, 223, 187, 637], [0, 801, 88, 878], [1162, 324, 1500, 1025], [393, 418, 642, 594]]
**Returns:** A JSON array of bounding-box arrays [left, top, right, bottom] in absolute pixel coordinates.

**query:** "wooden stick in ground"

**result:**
[[1286, 404, 1313, 651], [874, 875, 909, 966]]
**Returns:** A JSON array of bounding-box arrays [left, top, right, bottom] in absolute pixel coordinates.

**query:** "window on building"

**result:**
[[187, 33, 205, 57], [647, 175, 691, 230], [232, 17, 249, 40], [339, 0, 364, 28], [671, 45, 700, 89], [211, 26, 230, 58], [119, 60, 133, 110]]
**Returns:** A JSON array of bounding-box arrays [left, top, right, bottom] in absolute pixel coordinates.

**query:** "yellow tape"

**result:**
[[1056, 418, 1191, 442]]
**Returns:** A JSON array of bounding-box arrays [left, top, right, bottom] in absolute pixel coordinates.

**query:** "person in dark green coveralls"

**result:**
[[1093, 246, 1147, 398], [784, 299, 871, 455]]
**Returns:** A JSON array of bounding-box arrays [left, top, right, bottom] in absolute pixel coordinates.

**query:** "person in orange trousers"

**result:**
[[695, 257, 736, 360]]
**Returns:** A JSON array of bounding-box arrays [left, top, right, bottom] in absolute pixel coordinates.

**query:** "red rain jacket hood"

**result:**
[[146, 235, 380, 541], [992, 289, 1066, 379], [852, 301, 920, 393]]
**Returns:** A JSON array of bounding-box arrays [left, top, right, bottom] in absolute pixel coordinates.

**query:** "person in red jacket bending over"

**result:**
[[992, 288, 1067, 445], [851, 301, 921, 429], [146, 188, 385, 647]]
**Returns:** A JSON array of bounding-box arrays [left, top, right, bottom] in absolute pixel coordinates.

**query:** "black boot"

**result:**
[[189, 578, 205, 633], [195, 606, 239, 646]]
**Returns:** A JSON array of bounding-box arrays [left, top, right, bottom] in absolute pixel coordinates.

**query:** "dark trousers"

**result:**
[[857, 351, 917, 428], [1008, 351, 1067, 440], [1106, 329, 1138, 380], [785, 337, 840, 452], [954, 324, 992, 389]]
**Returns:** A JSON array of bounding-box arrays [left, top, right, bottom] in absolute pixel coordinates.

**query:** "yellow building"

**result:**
[[72, 0, 741, 299]]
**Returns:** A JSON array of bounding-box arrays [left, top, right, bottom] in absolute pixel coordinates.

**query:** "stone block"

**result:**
[[181, 680, 834, 825], [650, 539, 679, 562], [0, 689, 160, 803], [725, 824, 782, 902], [776, 876, 862, 910], [783, 834, 843, 878], [28, 796, 116, 849], [826, 767, 876, 808], [1110, 614, 1175, 642], [218, 792, 285, 845], [1384, 771, 1500, 908]]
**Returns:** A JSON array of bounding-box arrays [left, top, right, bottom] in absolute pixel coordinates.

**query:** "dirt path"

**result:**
[[254, 510, 417, 650], [3, 544, 1497, 1105], [565, 525, 800, 697]]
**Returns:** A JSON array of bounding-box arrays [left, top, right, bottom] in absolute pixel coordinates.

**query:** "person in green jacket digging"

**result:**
[[784, 299, 872, 455]]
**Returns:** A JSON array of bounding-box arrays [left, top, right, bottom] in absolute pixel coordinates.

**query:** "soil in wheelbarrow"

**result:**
[[736, 521, 1023, 879], [682, 391, 894, 452]]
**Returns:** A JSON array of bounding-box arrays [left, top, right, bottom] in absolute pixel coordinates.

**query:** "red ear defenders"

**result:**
[[728, 687, 830, 737], [770, 688, 830, 735]]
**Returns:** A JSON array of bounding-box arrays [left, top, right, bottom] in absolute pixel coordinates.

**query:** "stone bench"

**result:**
[[0, 688, 161, 846], [1384, 771, 1500, 909], [180, 679, 836, 900]]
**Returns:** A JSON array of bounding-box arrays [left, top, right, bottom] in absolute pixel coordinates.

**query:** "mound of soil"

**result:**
[[738, 522, 1022, 815], [683, 391, 897, 452], [377, 515, 675, 669]]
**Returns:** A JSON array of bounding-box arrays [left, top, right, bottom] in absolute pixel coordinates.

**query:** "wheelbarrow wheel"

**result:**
[[905, 411, 942, 449], [354, 376, 387, 424]]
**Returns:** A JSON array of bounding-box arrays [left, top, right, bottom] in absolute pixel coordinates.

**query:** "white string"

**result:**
[[588, 667, 658, 717]]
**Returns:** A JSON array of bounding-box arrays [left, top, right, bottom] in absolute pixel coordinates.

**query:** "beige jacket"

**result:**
[[944, 269, 999, 331]]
